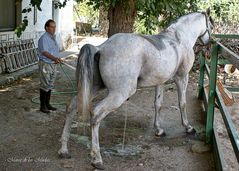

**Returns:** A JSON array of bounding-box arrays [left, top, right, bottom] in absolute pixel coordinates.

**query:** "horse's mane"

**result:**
[[167, 12, 202, 29], [143, 12, 205, 47], [157, 12, 203, 41]]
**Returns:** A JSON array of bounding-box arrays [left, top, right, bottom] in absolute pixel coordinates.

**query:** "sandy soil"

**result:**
[[214, 94, 239, 171]]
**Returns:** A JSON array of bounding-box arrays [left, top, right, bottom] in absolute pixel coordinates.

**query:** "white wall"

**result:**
[[35, 0, 53, 32], [55, 0, 74, 50], [0, 0, 74, 50]]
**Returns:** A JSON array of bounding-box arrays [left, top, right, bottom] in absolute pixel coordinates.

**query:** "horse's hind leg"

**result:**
[[91, 88, 136, 170], [174, 74, 196, 134], [58, 96, 77, 158], [154, 85, 166, 137]]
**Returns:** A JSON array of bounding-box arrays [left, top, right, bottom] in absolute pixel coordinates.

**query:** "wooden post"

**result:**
[[206, 44, 219, 143]]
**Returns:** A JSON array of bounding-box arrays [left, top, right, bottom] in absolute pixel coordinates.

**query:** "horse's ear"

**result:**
[[209, 16, 215, 27], [206, 8, 211, 16]]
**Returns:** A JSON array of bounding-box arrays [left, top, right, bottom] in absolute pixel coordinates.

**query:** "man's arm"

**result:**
[[42, 51, 62, 64]]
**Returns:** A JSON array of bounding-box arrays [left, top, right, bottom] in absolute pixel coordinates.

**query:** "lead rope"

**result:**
[[122, 101, 128, 150]]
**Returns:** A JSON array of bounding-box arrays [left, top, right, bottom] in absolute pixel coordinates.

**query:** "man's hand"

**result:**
[[42, 52, 63, 64], [54, 58, 63, 64]]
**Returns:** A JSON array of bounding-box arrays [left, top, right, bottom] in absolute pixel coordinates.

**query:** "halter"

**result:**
[[198, 12, 211, 43]]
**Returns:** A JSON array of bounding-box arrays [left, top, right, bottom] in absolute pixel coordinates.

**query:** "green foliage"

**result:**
[[135, 0, 198, 34], [197, 0, 239, 25], [53, 0, 70, 9], [74, 0, 99, 26], [30, 0, 42, 11], [16, 0, 239, 37], [75, 0, 120, 9], [78, 0, 199, 34], [133, 17, 157, 34]]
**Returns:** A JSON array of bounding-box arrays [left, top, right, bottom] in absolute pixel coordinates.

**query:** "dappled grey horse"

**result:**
[[58, 9, 214, 169]]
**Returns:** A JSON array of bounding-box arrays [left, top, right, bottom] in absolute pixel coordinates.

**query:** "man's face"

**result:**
[[46, 22, 56, 35]]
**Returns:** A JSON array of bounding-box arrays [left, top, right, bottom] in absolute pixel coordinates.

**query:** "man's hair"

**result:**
[[44, 19, 55, 30]]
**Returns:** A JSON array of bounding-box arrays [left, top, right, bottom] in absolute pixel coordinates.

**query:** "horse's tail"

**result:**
[[76, 44, 99, 122]]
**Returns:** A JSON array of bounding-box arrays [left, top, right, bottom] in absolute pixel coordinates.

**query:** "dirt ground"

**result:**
[[0, 60, 215, 171], [214, 86, 239, 171]]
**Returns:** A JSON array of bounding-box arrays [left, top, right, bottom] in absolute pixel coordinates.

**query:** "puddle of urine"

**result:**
[[103, 144, 143, 156]]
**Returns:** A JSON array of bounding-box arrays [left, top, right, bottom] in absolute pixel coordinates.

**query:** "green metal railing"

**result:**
[[198, 34, 239, 171]]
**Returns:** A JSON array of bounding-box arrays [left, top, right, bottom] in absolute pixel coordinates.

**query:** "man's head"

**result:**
[[44, 19, 56, 35]]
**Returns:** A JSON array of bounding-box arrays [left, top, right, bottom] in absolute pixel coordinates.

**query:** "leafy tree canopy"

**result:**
[[197, 0, 239, 25], [74, 0, 99, 26], [15, 0, 239, 36], [77, 0, 198, 33]]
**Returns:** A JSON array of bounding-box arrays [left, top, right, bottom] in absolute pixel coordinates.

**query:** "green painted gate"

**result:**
[[198, 34, 239, 170]]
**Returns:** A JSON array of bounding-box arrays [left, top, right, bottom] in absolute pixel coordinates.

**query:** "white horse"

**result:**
[[58, 9, 214, 170]]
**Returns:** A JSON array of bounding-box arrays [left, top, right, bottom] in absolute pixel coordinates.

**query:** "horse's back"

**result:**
[[96, 32, 185, 88]]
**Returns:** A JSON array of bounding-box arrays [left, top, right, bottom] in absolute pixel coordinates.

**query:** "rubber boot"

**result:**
[[40, 89, 50, 113], [46, 90, 57, 111]]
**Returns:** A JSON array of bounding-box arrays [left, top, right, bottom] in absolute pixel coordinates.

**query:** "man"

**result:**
[[38, 19, 63, 113]]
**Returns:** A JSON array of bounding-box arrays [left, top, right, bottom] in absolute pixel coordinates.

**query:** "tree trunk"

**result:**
[[99, 6, 109, 37], [107, 0, 137, 37]]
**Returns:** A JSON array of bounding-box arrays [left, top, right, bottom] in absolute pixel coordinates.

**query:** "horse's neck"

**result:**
[[169, 14, 205, 48]]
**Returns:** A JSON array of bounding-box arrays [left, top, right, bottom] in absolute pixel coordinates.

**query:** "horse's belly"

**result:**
[[137, 77, 166, 87], [137, 68, 174, 87], [137, 56, 178, 87]]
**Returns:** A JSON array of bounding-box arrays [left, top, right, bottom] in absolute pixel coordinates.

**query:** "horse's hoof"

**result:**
[[186, 128, 196, 135], [58, 152, 71, 159], [155, 130, 166, 137], [91, 162, 105, 170]]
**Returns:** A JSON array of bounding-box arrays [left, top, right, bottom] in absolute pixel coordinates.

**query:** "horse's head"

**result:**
[[199, 8, 214, 45]]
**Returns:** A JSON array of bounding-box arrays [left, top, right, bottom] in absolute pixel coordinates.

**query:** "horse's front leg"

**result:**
[[154, 85, 166, 137], [58, 96, 77, 158], [174, 74, 196, 134]]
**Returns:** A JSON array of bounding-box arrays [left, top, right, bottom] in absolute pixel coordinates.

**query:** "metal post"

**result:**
[[198, 52, 205, 99], [206, 44, 219, 143]]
